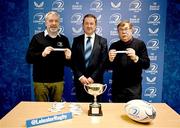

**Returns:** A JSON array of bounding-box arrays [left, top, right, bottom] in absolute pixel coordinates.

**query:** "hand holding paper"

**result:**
[[53, 48, 66, 51]]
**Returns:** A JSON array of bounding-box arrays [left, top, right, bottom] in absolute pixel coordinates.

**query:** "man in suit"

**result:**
[[108, 20, 150, 102], [71, 14, 108, 102]]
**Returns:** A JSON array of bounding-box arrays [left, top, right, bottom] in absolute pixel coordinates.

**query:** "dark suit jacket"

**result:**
[[72, 34, 108, 83]]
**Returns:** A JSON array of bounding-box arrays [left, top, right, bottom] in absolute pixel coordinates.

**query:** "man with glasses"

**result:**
[[108, 20, 150, 102]]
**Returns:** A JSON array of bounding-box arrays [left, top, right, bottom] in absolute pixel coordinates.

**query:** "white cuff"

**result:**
[[79, 75, 85, 81]]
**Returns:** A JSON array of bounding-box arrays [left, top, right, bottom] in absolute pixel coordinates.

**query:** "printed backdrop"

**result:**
[[29, 0, 167, 102]]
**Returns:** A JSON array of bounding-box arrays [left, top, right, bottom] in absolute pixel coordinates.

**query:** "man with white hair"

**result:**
[[26, 11, 71, 102]]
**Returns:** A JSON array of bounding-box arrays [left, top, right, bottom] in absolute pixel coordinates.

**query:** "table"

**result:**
[[1, 102, 180, 128]]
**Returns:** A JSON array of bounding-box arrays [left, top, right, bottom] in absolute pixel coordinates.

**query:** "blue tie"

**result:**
[[85, 37, 92, 67]]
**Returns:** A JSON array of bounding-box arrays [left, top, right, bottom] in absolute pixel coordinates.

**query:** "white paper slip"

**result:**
[[53, 48, 66, 51], [115, 51, 128, 54]]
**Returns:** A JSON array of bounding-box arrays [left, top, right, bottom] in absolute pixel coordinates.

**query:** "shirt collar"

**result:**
[[85, 33, 95, 39], [44, 29, 61, 37]]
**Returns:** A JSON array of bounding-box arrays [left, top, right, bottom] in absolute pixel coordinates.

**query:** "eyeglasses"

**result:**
[[119, 28, 131, 32]]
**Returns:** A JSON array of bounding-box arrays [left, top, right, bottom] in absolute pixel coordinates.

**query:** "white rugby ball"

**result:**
[[124, 99, 156, 123]]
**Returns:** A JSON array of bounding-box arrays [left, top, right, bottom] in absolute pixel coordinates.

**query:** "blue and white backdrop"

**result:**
[[29, 0, 167, 102]]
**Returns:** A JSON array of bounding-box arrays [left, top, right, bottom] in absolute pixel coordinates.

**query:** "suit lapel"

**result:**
[[80, 35, 85, 55], [88, 34, 99, 66]]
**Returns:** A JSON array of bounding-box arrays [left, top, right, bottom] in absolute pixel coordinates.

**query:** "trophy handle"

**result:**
[[101, 84, 107, 94], [84, 84, 89, 94]]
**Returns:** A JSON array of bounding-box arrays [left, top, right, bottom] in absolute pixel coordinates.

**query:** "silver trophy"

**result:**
[[84, 83, 107, 116]]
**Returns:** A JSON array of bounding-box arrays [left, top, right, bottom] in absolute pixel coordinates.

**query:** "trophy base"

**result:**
[[88, 103, 103, 116]]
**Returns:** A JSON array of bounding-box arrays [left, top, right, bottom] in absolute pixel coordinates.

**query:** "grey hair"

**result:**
[[117, 20, 133, 29], [44, 11, 60, 21]]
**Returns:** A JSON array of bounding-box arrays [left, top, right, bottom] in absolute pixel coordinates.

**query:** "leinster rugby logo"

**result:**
[[33, 13, 45, 24], [90, 0, 103, 12], [57, 42, 63, 47], [52, 0, 64, 12]]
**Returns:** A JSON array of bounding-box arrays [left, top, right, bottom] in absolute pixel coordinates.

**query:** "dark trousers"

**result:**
[[112, 83, 142, 103]]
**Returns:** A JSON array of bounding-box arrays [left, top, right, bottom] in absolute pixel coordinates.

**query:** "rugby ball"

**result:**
[[124, 99, 156, 123]]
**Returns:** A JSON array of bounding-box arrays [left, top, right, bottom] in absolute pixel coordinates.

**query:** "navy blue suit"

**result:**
[[72, 34, 108, 102]]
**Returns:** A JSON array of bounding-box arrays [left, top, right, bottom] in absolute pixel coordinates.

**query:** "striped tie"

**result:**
[[85, 37, 92, 67]]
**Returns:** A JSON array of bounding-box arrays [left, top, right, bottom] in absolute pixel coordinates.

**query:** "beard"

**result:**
[[47, 27, 60, 38], [49, 27, 59, 33]]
